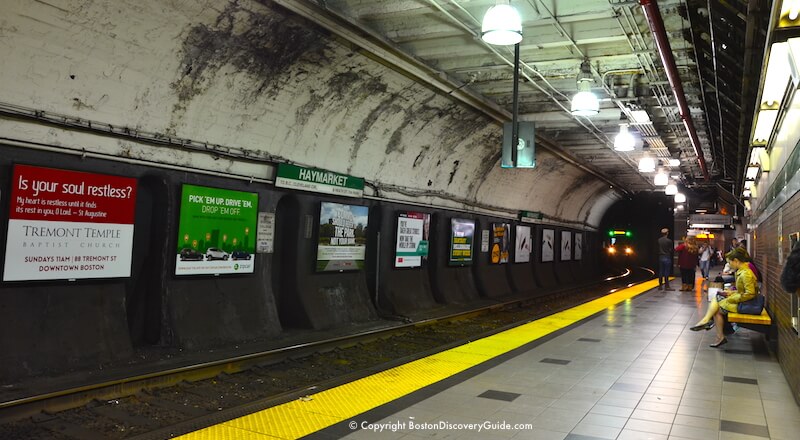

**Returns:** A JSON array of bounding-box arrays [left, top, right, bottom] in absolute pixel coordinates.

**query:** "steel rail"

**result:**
[[0, 269, 642, 422]]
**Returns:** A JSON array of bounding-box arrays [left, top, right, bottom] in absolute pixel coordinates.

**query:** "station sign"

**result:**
[[3, 165, 137, 281], [519, 210, 543, 223], [688, 214, 732, 229], [275, 164, 364, 198]]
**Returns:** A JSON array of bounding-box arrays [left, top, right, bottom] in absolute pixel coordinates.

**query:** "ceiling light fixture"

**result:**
[[630, 110, 651, 124], [614, 124, 635, 151], [668, 158, 680, 167], [752, 110, 779, 145], [744, 180, 754, 189], [743, 189, 751, 198], [665, 183, 678, 195], [780, 0, 800, 27], [571, 59, 599, 116], [746, 164, 760, 180], [638, 157, 655, 173], [654, 170, 668, 186], [481, 0, 523, 46], [675, 193, 686, 203]]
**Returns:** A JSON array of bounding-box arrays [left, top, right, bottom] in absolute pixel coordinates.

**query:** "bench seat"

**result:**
[[728, 308, 771, 325]]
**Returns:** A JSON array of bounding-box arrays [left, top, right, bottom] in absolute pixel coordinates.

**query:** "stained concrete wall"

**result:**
[[0, 0, 619, 226]]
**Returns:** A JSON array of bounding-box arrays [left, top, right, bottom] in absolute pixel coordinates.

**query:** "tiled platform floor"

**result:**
[[338, 280, 800, 440]]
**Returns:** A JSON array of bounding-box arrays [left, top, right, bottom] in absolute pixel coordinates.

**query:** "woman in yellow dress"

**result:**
[[689, 247, 758, 347]]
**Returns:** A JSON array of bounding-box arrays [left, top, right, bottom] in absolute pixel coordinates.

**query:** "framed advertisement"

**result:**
[[395, 211, 430, 268], [175, 185, 258, 276], [3, 164, 138, 281], [574, 233, 583, 260], [515, 225, 531, 263], [449, 218, 475, 265], [316, 202, 369, 272], [561, 231, 572, 261], [490, 223, 510, 264], [541, 228, 554, 262]]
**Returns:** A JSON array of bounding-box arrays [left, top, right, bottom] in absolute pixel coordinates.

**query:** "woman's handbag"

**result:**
[[737, 295, 765, 315]]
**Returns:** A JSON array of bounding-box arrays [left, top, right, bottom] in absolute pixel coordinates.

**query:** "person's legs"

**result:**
[[700, 260, 710, 278], [659, 256, 673, 290], [695, 300, 720, 325], [711, 311, 727, 346]]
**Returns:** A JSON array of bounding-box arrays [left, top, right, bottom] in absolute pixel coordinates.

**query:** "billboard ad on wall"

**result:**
[[561, 231, 572, 261], [317, 202, 369, 272], [395, 211, 430, 268], [541, 229, 554, 262], [449, 218, 475, 265], [3, 164, 137, 281], [174, 185, 258, 276], [574, 233, 583, 260], [490, 223, 510, 264], [515, 225, 531, 263]]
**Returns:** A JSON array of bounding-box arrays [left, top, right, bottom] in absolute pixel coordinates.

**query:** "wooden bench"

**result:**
[[727, 308, 774, 339]]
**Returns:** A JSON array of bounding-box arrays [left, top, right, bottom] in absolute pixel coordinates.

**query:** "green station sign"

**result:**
[[519, 210, 543, 223], [275, 164, 364, 198]]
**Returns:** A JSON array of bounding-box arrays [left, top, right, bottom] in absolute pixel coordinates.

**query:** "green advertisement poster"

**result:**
[[175, 184, 258, 275], [449, 218, 474, 265], [316, 202, 369, 272]]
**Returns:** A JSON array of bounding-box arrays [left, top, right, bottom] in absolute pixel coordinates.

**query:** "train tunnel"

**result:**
[[1, 0, 800, 434]]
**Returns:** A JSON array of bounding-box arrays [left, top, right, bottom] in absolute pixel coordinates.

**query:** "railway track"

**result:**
[[0, 268, 652, 439]]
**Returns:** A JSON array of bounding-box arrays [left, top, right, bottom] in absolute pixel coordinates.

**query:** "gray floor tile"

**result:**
[[617, 429, 668, 440], [479, 390, 522, 402], [631, 408, 676, 424], [624, 418, 672, 435], [669, 423, 720, 439], [510, 428, 568, 439], [720, 420, 770, 438], [568, 422, 620, 439]]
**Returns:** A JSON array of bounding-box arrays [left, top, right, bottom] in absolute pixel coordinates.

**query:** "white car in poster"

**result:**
[[205, 247, 229, 261]]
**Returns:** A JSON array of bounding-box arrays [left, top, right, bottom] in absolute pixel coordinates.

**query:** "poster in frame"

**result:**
[[541, 228, 554, 262], [394, 211, 430, 268], [490, 222, 510, 264], [574, 233, 583, 260], [561, 230, 572, 261], [316, 202, 369, 272], [449, 218, 475, 265], [515, 225, 532, 263]]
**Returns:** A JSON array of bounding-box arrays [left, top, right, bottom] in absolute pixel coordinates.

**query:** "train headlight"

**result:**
[[624, 247, 633, 255], [607, 246, 617, 254]]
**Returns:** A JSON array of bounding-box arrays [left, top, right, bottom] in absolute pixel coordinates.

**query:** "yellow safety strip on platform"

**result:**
[[177, 278, 661, 440]]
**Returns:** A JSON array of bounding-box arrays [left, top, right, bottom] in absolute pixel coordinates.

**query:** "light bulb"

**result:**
[[481, 3, 522, 46]]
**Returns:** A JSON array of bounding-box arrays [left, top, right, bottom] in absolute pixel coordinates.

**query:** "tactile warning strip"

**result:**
[[177, 279, 661, 440]]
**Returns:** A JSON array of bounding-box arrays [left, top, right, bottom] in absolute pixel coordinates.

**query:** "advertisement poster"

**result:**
[[317, 202, 369, 272], [3, 164, 137, 281], [574, 233, 583, 260], [395, 211, 430, 268], [449, 218, 475, 265], [490, 223, 510, 264], [541, 229, 554, 262], [175, 185, 258, 276], [515, 225, 531, 263], [561, 230, 572, 261]]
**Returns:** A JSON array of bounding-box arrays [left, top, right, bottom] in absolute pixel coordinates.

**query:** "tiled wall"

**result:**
[[754, 190, 800, 403]]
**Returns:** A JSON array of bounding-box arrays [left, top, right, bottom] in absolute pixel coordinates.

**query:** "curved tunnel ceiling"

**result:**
[[0, 0, 641, 227]]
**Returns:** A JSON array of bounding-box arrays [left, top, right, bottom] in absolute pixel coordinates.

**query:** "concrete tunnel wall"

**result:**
[[0, 0, 618, 380], [0, 0, 621, 226]]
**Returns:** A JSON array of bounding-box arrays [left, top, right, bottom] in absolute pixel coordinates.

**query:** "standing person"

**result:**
[[699, 243, 712, 279], [658, 228, 674, 291], [729, 238, 739, 252], [675, 237, 699, 291]]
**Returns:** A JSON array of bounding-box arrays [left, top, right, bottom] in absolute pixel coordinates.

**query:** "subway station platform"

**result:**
[[178, 278, 800, 440]]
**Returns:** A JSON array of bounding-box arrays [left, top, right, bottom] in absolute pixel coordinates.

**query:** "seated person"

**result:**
[[689, 247, 758, 348], [719, 260, 735, 283]]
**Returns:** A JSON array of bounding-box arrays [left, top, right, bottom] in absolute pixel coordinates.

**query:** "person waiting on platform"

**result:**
[[689, 247, 759, 348], [675, 237, 699, 291], [698, 243, 713, 279]]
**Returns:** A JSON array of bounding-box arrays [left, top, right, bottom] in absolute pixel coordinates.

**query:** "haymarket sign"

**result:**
[[275, 164, 364, 198]]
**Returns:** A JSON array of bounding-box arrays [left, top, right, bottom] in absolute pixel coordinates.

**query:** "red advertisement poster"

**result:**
[[3, 164, 137, 281]]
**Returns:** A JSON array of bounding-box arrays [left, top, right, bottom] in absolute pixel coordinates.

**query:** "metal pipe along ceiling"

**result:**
[[639, 0, 711, 181]]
